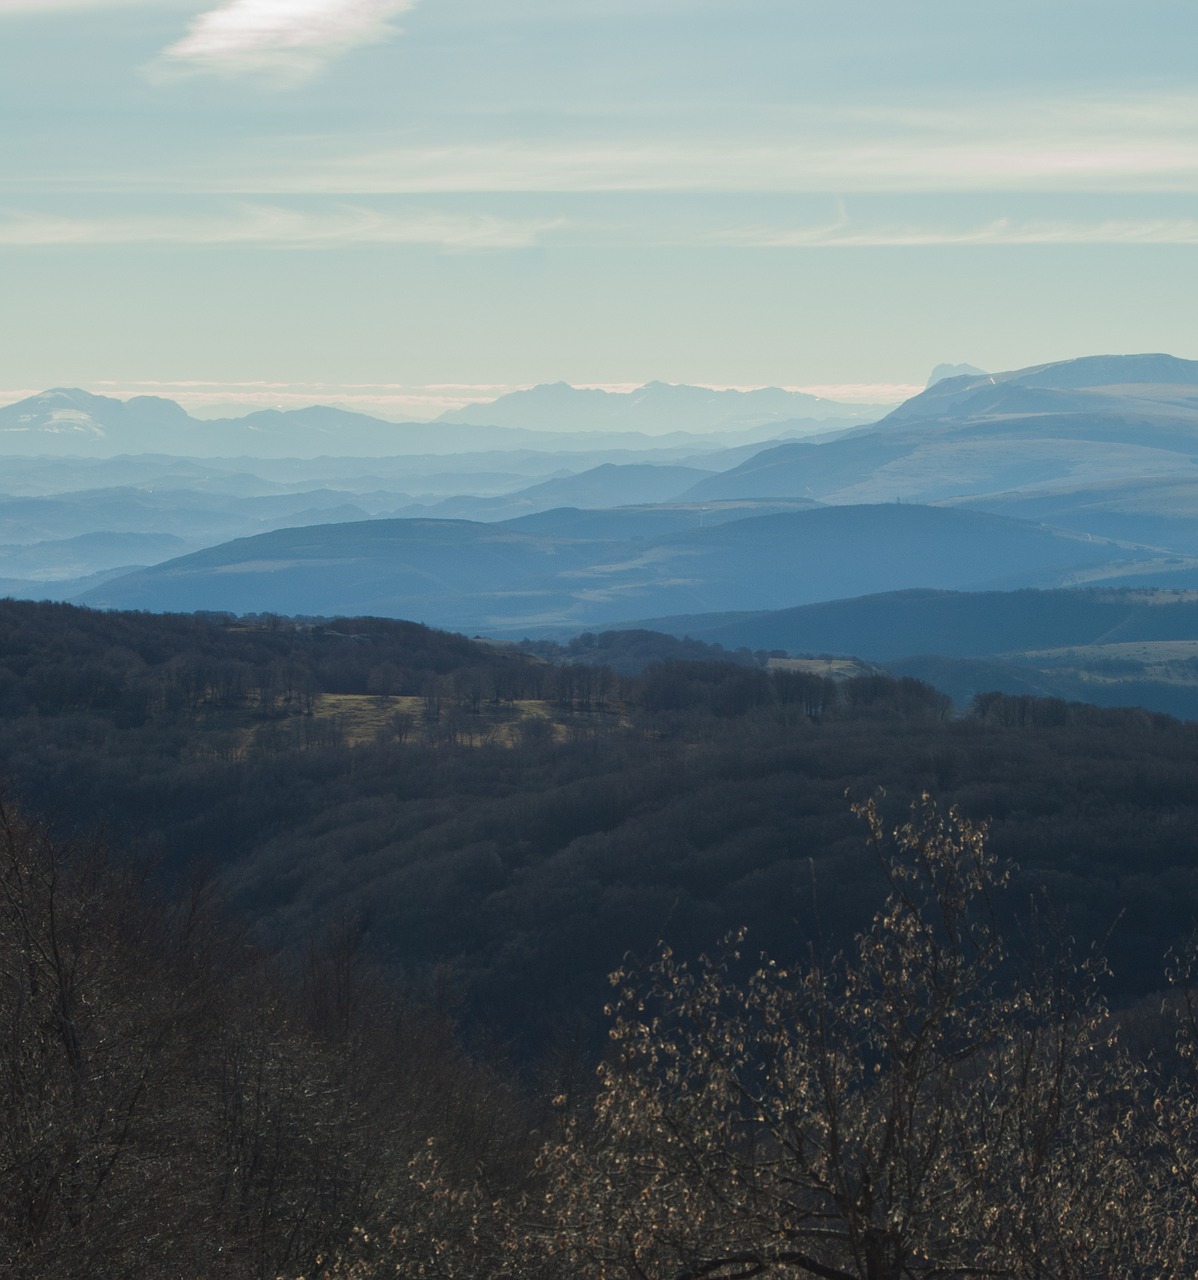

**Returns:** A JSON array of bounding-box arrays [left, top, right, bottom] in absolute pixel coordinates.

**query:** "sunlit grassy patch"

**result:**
[[309, 693, 596, 747], [316, 693, 426, 745]]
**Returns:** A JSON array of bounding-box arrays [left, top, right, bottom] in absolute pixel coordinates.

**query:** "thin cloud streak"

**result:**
[[0, 0, 161, 10], [239, 141, 1198, 196], [717, 217, 1198, 248], [6, 203, 1198, 252], [46, 382, 598, 419], [20, 379, 913, 418], [0, 204, 562, 250], [3, 379, 546, 419], [227, 94, 1198, 195], [788, 383, 923, 403], [1, 383, 509, 419], [7, 94, 1196, 196], [0, 0, 159, 11], [154, 0, 417, 83]]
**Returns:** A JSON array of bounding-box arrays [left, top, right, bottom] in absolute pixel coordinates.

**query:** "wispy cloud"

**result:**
[[298, 138, 1198, 196], [715, 216, 1198, 248], [6, 92, 1195, 196], [0, 0, 158, 11], [786, 383, 924, 404], [79, 379, 535, 419], [11, 378, 914, 419], [0, 203, 560, 249], [5, 201, 1198, 254], [225, 93, 1197, 194], [154, 0, 418, 84]]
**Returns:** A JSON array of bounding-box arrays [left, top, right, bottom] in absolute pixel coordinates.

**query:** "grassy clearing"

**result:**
[[1018, 640, 1198, 686], [178, 692, 621, 756], [766, 656, 882, 680], [312, 693, 592, 747], [316, 693, 426, 745]]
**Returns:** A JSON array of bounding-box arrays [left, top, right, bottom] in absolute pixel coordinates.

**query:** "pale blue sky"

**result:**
[[1, 0, 1195, 418]]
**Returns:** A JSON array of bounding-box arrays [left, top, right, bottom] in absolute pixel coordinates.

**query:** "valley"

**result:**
[[7, 358, 1198, 1274]]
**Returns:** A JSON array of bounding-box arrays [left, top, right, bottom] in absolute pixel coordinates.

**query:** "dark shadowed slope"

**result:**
[[618, 586, 1198, 660]]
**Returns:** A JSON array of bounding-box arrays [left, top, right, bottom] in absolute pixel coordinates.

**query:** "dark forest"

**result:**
[[4, 597, 1198, 1277]]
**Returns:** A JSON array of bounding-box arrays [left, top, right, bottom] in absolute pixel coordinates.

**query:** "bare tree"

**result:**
[[0, 796, 215, 1277], [542, 795, 1174, 1280]]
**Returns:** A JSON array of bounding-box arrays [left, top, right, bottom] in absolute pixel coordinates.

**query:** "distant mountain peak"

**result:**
[[927, 362, 988, 387], [39, 387, 117, 408], [885, 352, 1198, 426]]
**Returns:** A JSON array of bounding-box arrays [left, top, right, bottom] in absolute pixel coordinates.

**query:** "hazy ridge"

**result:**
[[7, 352, 1198, 721]]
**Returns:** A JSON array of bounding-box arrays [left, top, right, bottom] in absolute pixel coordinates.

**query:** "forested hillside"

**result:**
[[628, 585, 1198, 719], [1, 597, 1197, 1058], [5, 599, 1198, 1274], [7, 765, 1198, 1279], [0, 795, 533, 1279]]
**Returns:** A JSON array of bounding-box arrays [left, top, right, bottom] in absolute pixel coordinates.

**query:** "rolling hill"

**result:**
[[952, 476, 1198, 553], [618, 584, 1198, 720], [78, 504, 1142, 632], [618, 586, 1198, 661], [395, 461, 717, 522]]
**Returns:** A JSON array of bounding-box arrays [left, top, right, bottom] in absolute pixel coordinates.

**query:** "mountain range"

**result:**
[[10, 352, 1198, 711], [435, 380, 888, 433], [0, 383, 883, 460]]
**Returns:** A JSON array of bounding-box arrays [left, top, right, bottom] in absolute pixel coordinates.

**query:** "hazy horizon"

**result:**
[[3, 0, 1195, 417], [0, 375, 915, 424]]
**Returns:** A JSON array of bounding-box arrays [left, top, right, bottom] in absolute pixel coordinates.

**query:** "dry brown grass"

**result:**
[[765, 656, 881, 679], [311, 693, 583, 747]]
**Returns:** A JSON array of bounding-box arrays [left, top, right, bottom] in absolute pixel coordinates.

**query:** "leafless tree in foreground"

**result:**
[[540, 795, 1179, 1280]]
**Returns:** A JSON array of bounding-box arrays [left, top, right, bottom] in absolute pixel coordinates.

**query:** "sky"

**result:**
[[1, 0, 1196, 419]]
